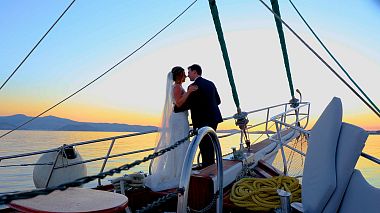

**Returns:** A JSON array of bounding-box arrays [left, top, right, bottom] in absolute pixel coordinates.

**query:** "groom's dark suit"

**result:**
[[175, 77, 223, 167]]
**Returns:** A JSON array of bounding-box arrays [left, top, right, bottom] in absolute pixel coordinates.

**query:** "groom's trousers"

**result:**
[[198, 123, 218, 168]]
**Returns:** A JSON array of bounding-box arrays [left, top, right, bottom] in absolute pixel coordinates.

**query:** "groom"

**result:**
[[175, 64, 223, 168]]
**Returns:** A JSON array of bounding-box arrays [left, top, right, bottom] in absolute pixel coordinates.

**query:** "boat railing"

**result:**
[[0, 130, 159, 162], [0, 130, 159, 187], [0, 102, 302, 160], [220, 102, 310, 152], [267, 102, 310, 176], [271, 110, 380, 176], [0, 101, 311, 189], [150, 101, 308, 172]]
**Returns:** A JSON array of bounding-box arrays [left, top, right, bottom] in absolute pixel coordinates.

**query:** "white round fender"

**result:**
[[33, 146, 87, 188]]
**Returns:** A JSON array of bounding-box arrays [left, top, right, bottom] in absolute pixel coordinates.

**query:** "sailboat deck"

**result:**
[[123, 159, 281, 212]]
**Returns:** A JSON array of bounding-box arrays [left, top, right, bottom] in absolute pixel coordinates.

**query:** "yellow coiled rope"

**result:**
[[230, 176, 302, 211]]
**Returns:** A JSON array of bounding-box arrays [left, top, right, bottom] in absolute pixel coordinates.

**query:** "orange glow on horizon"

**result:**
[[0, 101, 161, 127], [1, 95, 378, 130], [305, 115, 379, 131], [53, 104, 162, 126]]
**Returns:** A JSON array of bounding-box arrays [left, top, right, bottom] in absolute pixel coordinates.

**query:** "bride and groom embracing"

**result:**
[[145, 64, 223, 192]]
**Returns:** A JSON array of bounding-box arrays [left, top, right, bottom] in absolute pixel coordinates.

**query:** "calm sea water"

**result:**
[[0, 130, 378, 195]]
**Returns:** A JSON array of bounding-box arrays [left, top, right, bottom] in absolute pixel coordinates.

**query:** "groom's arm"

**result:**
[[213, 82, 221, 105], [174, 84, 195, 113], [215, 89, 221, 105], [174, 102, 189, 113]]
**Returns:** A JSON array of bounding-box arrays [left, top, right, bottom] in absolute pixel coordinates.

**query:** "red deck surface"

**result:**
[[8, 188, 128, 213]]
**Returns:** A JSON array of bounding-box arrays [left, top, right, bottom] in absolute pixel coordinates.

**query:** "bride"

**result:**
[[145, 66, 197, 192]]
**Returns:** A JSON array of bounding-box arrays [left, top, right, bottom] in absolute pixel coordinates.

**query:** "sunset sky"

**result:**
[[0, 0, 379, 130]]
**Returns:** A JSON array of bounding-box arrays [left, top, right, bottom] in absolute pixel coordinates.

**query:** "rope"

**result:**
[[270, 0, 296, 100], [0, 0, 199, 140], [235, 161, 256, 181], [286, 133, 306, 176], [287, 136, 300, 172], [258, 0, 380, 118], [208, 0, 240, 112], [230, 176, 301, 211], [0, 130, 196, 204], [0, 0, 77, 92]]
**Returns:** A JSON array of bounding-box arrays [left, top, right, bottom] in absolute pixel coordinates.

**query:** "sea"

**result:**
[[0, 130, 378, 196]]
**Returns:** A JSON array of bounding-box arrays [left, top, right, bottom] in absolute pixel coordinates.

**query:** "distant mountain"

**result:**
[[0, 114, 158, 132]]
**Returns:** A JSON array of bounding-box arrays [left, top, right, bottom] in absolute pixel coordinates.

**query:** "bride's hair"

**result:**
[[171, 66, 184, 81]]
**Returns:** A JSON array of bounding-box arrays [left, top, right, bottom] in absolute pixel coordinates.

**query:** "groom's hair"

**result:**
[[188, 64, 202, 75]]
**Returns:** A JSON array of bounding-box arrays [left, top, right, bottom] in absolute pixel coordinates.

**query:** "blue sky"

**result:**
[[0, 0, 379, 128]]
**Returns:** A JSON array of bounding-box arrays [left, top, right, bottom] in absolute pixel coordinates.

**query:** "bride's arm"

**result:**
[[173, 85, 197, 107]]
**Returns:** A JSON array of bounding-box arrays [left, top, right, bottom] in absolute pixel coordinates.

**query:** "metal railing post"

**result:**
[[98, 138, 116, 186], [45, 149, 62, 188], [283, 104, 288, 127], [304, 103, 311, 128], [295, 108, 300, 127], [177, 127, 223, 213], [275, 122, 288, 176], [240, 130, 244, 150], [265, 108, 271, 138]]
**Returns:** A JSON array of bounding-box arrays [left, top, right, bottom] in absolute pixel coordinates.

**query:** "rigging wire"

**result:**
[[208, 0, 241, 113], [0, 0, 199, 140], [288, 0, 379, 114], [0, 0, 77, 92], [258, 0, 380, 118], [269, 0, 296, 103]]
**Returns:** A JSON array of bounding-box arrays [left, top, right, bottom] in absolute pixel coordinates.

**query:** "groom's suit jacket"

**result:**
[[175, 77, 223, 129]]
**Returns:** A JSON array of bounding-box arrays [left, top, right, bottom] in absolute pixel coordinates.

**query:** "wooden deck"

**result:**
[[2, 159, 282, 213], [2, 131, 289, 213], [125, 159, 242, 212], [124, 159, 281, 212], [123, 129, 290, 212]]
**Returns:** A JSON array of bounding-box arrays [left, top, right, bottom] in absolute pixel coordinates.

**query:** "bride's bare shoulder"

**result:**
[[173, 84, 184, 92], [173, 84, 181, 94]]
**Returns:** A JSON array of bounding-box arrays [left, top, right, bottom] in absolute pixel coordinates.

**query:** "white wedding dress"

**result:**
[[144, 72, 190, 192]]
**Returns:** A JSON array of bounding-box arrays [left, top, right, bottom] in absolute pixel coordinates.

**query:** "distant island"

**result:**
[[0, 114, 158, 132]]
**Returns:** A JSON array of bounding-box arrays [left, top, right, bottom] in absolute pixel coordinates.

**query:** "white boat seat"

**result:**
[[301, 97, 378, 213], [339, 169, 380, 213], [302, 97, 342, 213], [324, 122, 368, 212]]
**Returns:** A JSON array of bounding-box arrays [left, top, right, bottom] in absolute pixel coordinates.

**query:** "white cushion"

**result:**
[[339, 169, 380, 213], [302, 97, 342, 213], [323, 123, 368, 212]]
